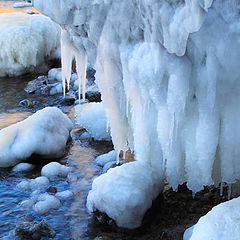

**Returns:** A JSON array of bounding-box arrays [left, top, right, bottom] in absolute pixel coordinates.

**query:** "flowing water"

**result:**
[[0, 75, 112, 239]]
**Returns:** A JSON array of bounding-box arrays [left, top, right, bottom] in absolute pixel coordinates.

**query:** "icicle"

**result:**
[[75, 48, 87, 101], [192, 191, 196, 199], [116, 150, 120, 165], [61, 29, 73, 97], [220, 182, 224, 196]]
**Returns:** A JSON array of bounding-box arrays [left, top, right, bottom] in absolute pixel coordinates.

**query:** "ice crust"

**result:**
[[35, 0, 240, 229], [0, 107, 73, 167], [75, 102, 111, 141], [184, 197, 240, 240], [0, 12, 60, 77]]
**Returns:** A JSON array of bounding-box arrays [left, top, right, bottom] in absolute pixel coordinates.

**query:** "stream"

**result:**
[[0, 75, 113, 239]]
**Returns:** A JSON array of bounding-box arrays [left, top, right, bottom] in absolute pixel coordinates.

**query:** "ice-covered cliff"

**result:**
[[34, 0, 240, 228]]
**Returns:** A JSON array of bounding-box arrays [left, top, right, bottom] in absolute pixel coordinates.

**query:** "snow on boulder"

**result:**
[[13, 2, 33, 8], [12, 163, 35, 172], [87, 161, 163, 229], [41, 162, 70, 179], [0, 107, 73, 167], [184, 197, 240, 240], [95, 150, 117, 167], [0, 13, 60, 77], [56, 190, 73, 199], [17, 176, 49, 190], [33, 193, 61, 215], [75, 102, 111, 141]]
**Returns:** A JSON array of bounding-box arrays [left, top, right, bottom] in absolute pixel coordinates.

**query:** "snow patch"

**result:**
[[12, 163, 35, 172], [41, 162, 70, 179]]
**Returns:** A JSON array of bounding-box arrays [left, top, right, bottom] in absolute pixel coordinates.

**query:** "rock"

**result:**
[[47, 186, 58, 194], [86, 91, 101, 102], [15, 220, 56, 240], [60, 96, 76, 106], [86, 66, 96, 79], [19, 99, 35, 108], [24, 76, 48, 94]]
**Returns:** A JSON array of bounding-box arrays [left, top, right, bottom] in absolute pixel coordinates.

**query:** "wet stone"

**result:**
[[15, 220, 56, 240], [47, 186, 58, 194]]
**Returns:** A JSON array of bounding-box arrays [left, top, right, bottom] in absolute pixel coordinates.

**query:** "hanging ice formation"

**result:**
[[35, 0, 240, 227], [61, 28, 87, 100]]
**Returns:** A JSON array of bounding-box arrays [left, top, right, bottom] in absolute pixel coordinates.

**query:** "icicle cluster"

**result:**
[[35, 0, 240, 194], [61, 28, 87, 100]]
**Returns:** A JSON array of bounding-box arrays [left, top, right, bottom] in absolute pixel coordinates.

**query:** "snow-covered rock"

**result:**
[[13, 2, 33, 8], [41, 162, 70, 179], [17, 176, 49, 190], [75, 102, 111, 141], [184, 197, 240, 240], [0, 13, 60, 77], [56, 190, 73, 199], [87, 161, 163, 229], [12, 163, 35, 172], [33, 193, 61, 215], [0, 107, 73, 167], [95, 150, 117, 167]]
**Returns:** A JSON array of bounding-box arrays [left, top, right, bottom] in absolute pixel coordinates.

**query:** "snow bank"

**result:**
[[75, 102, 111, 141], [0, 13, 60, 77], [87, 161, 163, 229], [0, 107, 73, 167], [41, 162, 70, 179], [184, 197, 240, 240], [12, 163, 35, 172]]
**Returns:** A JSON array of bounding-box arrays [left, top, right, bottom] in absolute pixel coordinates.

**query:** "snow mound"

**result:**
[[0, 107, 73, 167], [33, 193, 61, 215], [41, 162, 70, 179], [95, 150, 117, 167], [75, 102, 111, 141], [12, 163, 35, 172], [87, 161, 163, 229], [184, 197, 240, 240], [0, 13, 60, 77]]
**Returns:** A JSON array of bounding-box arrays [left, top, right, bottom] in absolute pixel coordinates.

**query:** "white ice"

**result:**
[[35, 0, 240, 229], [75, 102, 111, 141], [184, 197, 240, 240], [0, 12, 60, 77], [0, 107, 73, 167], [17, 176, 49, 190], [87, 161, 163, 229], [12, 163, 35, 172], [41, 162, 70, 179]]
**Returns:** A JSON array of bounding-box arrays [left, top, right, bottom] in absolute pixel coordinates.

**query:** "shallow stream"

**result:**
[[0, 75, 112, 239]]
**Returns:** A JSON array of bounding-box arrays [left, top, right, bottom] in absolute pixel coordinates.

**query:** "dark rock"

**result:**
[[60, 96, 76, 106], [15, 220, 56, 240], [47, 186, 58, 194], [86, 91, 102, 102]]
